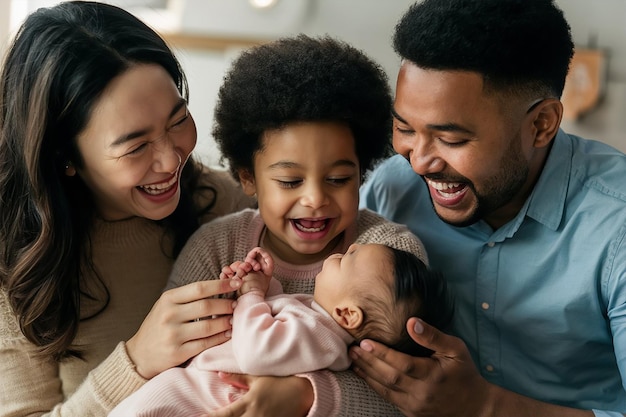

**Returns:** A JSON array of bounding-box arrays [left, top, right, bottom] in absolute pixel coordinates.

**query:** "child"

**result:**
[[162, 34, 446, 416], [110, 244, 452, 415]]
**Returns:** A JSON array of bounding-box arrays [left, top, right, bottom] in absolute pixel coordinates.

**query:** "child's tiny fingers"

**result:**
[[220, 266, 234, 279]]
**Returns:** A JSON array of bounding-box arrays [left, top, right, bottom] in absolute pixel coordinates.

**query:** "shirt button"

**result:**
[[485, 365, 495, 372], [481, 302, 490, 310], [487, 242, 495, 247]]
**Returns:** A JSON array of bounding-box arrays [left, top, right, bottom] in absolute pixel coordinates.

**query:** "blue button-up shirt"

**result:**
[[360, 130, 626, 414]]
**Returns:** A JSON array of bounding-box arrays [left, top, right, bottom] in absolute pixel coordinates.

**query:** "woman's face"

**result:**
[[74, 64, 196, 221]]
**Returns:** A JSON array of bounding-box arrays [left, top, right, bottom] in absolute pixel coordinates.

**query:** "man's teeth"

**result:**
[[427, 180, 464, 197], [139, 176, 177, 195], [428, 180, 461, 191]]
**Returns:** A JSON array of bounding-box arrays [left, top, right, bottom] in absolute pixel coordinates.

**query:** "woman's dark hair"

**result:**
[[394, 0, 574, 99], [0, 1, 206, 360], [212, 34, 393, 181]]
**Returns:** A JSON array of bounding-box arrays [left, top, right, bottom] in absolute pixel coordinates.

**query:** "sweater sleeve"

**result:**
[[45, 343, 147, 416], [0, 290, 146, 417], [232, 293, 352, 376], [354, 208, 429, 265]]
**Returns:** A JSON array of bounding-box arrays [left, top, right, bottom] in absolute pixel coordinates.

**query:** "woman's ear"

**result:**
[[531, 98, 563, 149], [237, 169, 257, 196], [333, 304, 364, 330]]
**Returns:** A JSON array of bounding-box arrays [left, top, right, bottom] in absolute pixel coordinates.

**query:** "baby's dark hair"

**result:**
[[394, 0, 574, 99], [213, 34, 393, 181], [354, 247, 453, 357]]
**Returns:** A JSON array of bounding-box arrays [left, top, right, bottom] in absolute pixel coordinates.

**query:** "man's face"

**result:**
[[392, 62, 543, 229]]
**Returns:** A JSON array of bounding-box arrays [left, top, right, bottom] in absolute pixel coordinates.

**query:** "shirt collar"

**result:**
[[524, 129, 572, 231]]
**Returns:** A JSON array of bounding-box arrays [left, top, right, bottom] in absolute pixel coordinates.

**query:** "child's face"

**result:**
[[241, 121, 360, 264], [314, 243, 393, 321]]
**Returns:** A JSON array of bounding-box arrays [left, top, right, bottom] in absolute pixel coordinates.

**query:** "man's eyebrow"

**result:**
[[426, 122, 474, 135], [391, 108, 408, 124], [109, 98, 187, 148], [391, 107, 474, 135]]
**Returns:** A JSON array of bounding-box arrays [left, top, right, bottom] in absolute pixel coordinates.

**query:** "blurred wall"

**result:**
[[2, 0, 625, 165]]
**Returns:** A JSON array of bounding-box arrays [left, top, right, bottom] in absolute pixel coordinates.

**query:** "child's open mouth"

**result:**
[[293, 218, 329, 233]]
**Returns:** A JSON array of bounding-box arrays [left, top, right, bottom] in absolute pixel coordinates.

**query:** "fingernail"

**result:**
[[414, 319, 424, 334], [360, 340, 373, 352], [232, 301, 238, 309], [230, 279, 241, 288], [229, 317, 233, 325], [224, 330, 232, 338]]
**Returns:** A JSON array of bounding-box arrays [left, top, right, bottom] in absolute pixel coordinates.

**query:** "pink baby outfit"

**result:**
[[109, 286, 353, 416], [113, 208, 427, 417]]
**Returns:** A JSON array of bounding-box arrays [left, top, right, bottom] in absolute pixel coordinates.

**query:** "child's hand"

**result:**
[[220, 260, 252, 281], [238, 270, 272, 297], [244, 247, 274, 277], [236, 247, 274, 297], [219, 247, 274, 298]]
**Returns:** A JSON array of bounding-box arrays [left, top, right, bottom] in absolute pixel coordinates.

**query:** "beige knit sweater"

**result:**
[[167, 208, 427, 417], [0, 168, 254, 417]]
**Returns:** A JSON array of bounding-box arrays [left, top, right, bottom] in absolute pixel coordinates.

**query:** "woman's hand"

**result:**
[[209, 373, 313, 417], [126, 279, 241, 379]]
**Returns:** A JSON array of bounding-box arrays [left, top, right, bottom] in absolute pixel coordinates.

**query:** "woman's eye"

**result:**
[[168, 114, 189, 132], [124, 143, 149, 157]]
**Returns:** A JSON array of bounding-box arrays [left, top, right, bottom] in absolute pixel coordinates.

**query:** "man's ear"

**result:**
[[531, 98, 563, 149], [237, 169, 257, 196], [333, 304, 363, 330]]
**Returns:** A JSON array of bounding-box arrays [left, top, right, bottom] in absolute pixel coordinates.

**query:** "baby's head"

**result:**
[[314, 243, 453, 356], [213, 34, 393, 182]]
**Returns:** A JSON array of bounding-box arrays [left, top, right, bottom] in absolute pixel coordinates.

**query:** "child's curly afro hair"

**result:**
[[212, 34, 393, 180]]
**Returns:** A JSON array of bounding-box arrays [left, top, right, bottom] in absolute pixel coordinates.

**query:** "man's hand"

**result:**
[[349, 317, 493, 417]]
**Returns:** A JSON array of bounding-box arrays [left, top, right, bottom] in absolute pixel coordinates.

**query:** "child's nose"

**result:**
[[300, 183, 329, 209]]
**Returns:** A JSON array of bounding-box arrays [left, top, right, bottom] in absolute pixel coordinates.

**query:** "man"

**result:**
[[355, 0, 626, 416]]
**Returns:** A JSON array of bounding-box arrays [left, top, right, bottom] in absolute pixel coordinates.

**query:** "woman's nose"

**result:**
[[152, 135, 180, 173]]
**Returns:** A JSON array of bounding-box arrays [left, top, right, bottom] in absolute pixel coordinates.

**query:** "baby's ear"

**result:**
[[237, 169, 257, 196], [333, 304, 363, 330]]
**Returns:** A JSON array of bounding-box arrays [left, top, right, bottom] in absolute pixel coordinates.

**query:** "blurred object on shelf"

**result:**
[[561, 47, 607, 121]]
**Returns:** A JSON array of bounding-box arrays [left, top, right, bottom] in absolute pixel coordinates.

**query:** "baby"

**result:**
[[110, 243, 452, 416]]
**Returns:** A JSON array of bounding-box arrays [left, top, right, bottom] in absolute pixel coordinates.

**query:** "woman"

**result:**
[[0, 2, 254, 415]]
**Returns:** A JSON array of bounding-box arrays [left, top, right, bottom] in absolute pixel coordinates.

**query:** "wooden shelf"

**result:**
[[161, 32, 270, 51]]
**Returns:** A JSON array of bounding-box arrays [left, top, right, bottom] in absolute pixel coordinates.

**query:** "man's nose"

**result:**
[[394, 134, 444, 175]]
